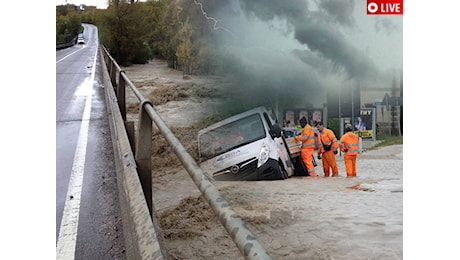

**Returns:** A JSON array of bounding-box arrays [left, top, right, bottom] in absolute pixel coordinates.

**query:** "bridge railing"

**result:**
[[100, 45, 272, 260]]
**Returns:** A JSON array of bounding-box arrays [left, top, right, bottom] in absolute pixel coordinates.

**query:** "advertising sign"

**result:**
[[283, 108, 323, 128], [340, 108, 376, 140], [353, 108, 375, 139]]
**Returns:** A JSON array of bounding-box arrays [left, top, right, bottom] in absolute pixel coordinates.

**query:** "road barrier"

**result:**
[[100, 47, 164, 260], [56, 39, 76, 50], [100, 45, 273, 260]]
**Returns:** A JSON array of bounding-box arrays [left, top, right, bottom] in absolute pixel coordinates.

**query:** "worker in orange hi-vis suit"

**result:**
[[340, 124, 360, 177], [293, 117, 318, 177], [315, 121, 339, 177]]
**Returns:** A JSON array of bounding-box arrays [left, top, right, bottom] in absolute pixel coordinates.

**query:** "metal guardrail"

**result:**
[[100, 47, 165, 260], [101, 45, 273, 260], [56, 39, 76, 50]]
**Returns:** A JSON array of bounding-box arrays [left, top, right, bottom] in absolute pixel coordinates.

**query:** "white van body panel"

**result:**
[[198, 107, 295, 181]]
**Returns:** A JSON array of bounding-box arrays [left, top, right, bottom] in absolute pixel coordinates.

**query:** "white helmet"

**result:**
[[345, 123, 352, 131]]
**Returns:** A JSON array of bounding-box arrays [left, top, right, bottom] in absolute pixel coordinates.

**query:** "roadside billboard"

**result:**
[[340, 108, 375, 140], [354, 108, 375, 139], [283, 108, 323, 128]]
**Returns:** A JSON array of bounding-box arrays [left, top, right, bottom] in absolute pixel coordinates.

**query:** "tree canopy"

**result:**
[[56, 0, 225, 71], [56, 5, 85, 44]]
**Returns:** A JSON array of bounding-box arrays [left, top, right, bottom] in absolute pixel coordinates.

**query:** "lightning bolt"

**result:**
[[193, 0, 231, 33]]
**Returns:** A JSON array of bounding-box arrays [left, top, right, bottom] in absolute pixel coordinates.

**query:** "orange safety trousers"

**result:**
[[322, 150, 338, 177], [344, 154, 357, 177], [301, 148, 317, 176]]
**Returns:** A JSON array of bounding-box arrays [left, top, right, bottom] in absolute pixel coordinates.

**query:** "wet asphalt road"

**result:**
[[56, 24, 125, 260]]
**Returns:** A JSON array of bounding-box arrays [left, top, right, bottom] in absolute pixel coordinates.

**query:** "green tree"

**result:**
[[142, 0, 169, 58], [160, 0, 220, 73], [96, 0, 222, 72], [176, 18, 194, 75], [56, 7, 82, 44], [99, 0, 152, 65]]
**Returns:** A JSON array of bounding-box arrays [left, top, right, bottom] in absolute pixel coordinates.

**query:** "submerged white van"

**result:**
[[198, 106, 297, 181]]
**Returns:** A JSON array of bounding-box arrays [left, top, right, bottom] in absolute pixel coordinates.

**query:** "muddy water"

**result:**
[[123, 60, 403, 259], [154, 145, 403, 259]]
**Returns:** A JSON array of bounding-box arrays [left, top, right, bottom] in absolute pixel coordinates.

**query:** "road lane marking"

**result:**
[[56, 47, 85, 64], [56, 47, 98, 260]]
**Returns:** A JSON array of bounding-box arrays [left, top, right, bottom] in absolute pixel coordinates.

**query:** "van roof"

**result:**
[[198, 106, 270, 136]]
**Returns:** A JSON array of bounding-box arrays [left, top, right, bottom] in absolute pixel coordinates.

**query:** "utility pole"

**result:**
[[351, 82, 354, 129], [338, 84, 341, 120], [400, 69, 403, 135], [391, 72, 398, 136]]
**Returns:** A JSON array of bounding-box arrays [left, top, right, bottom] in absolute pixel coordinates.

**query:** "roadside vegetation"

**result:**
[[56, 5, 85, 44], [57, 0, 220, 70], [374, 135, 403, 147]]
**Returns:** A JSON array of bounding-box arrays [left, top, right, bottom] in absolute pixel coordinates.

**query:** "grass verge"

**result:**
[[374, 136, 403, 148]]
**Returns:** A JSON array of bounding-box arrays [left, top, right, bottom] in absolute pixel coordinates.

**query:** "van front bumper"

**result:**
[[211, 158, 285, 181], [257, 158, 286, 180]]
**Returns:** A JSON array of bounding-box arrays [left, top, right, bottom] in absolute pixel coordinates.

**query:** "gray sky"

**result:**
[[210, 0, 402, 108], [342, 1, 403, 73], [230, 0, 402, 74]]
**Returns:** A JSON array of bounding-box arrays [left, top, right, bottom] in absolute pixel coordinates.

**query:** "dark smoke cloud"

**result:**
[[375, 17, 399, 35], [294, 23, 378, 80], [319, 0, 356, 26], [239, 0, 309, 22], [237, 0, 378, 80], [218, 46, 324, 100], [201, 0, 399, 114]]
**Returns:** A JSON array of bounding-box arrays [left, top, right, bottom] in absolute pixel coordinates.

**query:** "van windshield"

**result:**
[[199, 113, 266, 160]]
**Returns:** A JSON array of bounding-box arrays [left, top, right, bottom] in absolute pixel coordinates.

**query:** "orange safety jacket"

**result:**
[[340, 132, 359, 155], [318, 128, 338, 154], [293, 124, 316, 149]]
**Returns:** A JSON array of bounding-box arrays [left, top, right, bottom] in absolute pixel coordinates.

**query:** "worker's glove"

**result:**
[[333, 149, 338, 155], [317, 154, 322, 160]]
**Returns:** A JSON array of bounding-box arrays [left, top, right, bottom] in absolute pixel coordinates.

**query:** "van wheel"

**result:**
[[278, 160, 288, 180]]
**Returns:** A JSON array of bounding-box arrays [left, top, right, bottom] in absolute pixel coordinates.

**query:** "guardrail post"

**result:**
[[110, 61, 117, 91], [135, 100, 153, 217], [125, 121, 136, 152], [109, 61, 113, 77], [118, 71, 127, 121]]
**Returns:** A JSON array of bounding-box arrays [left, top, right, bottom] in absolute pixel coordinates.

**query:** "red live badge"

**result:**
[[367, 0, 403, 15]]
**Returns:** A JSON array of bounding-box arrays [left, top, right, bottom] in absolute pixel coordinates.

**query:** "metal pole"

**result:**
[[351, 82, 355, 131], [110, 61, 117, 89], [135, 101, 153, 217], [372, 108, 376, 141], [144, 105, 273, 260], [118, 71, 127, 121], [338, 84, 341, 124]]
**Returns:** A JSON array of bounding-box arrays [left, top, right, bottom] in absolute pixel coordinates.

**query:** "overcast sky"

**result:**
[[346, 1, 402, 73], [198, 0, 403, 108], [224, 0, 402, 76]]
